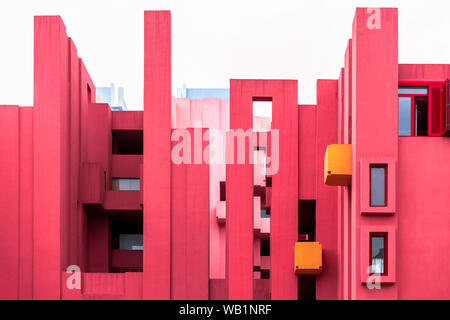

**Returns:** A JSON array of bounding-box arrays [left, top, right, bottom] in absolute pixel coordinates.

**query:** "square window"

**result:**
[[370, 164, 387, 207]]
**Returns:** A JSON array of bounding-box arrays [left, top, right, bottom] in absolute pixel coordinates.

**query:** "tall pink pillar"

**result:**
[[343, 39, 352, 300], [33, 16, 70, 299], [315, 80, 339, 299], [172, 128, 209, 299], [351, 8, 398, 299], [0, 106, 20, 299], [226, 80, 254, 299], [143, 10, 172, 299], [227, 79, 298, 300]]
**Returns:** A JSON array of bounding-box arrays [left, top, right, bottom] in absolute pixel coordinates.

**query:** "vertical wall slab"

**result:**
[[270, 81, 298, 300], [226, 80, 254, 299], [18, 108, 34, 299], [315, 80, 339, 299], [79, 61, 96, 272], [171, 128, 209, 299], [0, 106, 34, 300], [337, 69, 344, 300], [33, 16, 70, 299], [351, 8, 398, 299], [298, 105, 317, 200], [0, 106, 20, 299], [342, 39, 352, 300], [227, 80, 298, 300], [68, 39, 81, 270], [143, 11, 172, 299]]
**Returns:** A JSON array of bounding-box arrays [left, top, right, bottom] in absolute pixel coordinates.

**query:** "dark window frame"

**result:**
[[369, 164, 387, 207], [369, 232, 388, 276], [398, 81, 446, 137]]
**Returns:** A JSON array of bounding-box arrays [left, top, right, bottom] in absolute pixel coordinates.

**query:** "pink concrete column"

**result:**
[[270, 80, 298, 300], [0, 106, 20, 299], [227, 80, 298, 300], [33, 16, 70, 299], [315, 80, 339, 299], [226, 79, 254, 299], [298, 105, 317, 201], [337, 68, 345, 300], [343, 39, 352, 300], [19, 108, 33, 299], [143, 10, 172, 299], [351, 8, 398, 300], [172, 128, 209, 299]]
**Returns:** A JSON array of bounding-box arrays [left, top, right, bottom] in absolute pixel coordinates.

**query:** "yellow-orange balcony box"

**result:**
[[324, 144, 352, 186], [294, 242, 322, 275]]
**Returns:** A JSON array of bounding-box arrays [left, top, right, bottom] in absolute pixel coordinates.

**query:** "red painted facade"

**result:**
[[1, 8, 450, 300]]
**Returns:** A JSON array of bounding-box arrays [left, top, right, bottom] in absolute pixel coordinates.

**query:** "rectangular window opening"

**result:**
[[370, 232, 387, 275], [370, 164, 387, 207], [398, 87, 428, 95], [110, 215, 143, 273], [398, 96, 412, 136], [119, 234, 143, 250], [398, 84, 446, 136], [261, 206, 270, 218], [112, 178, 140, 191], [253, 98, 272, 132], [112, 130, 143, 155], [219, 181, 226, 201], [415, 96, 428, 136], [87, 84, 92, 103], [260, 237, 270, 257]]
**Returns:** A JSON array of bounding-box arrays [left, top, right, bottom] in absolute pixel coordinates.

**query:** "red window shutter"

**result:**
[[442, 83, 446, 135], [429, 85, 442, 136], [444, 79, 450, 136]]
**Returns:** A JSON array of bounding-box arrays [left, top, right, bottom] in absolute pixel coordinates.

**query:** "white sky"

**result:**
[[1, 0, 450, 110]]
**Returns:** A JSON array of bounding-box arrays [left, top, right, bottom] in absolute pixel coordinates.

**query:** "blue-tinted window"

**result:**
[[370, 165, 386, 207], [398, 97, 412, 136], [398, 87, 428, 94], [119, 234, 143, 250], [112, 178, 140, 191]]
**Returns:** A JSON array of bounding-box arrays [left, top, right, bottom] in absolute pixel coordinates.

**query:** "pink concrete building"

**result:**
[[1, 8, 450, 300]]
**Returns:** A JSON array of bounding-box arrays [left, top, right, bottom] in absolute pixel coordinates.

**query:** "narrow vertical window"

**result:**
[[398, 96, 412, 136], [87, 84, 92, 103], [415, 96, 428, 136], [370, 233, 387, 274], [370, 164, 387, 207]]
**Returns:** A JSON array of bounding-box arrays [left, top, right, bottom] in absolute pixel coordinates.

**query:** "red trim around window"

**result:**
[[398, 81, 446, 137]]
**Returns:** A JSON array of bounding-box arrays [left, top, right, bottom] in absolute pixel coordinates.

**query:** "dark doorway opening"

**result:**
[[298, 200, 316, 300]]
